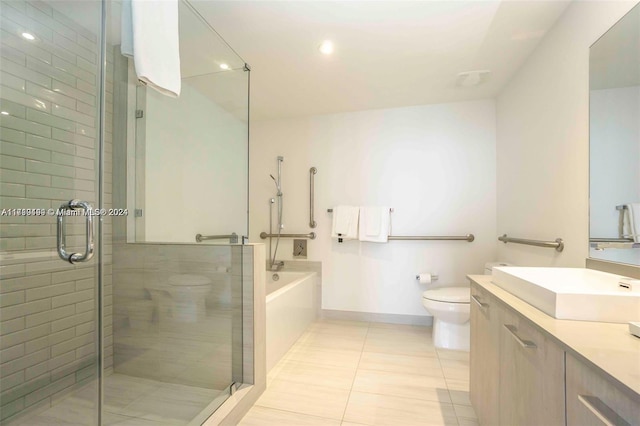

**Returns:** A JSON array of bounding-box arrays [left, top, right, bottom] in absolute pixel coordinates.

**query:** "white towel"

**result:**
[[121, 0, 181, 97], [358, 206, 390, 243], [331, 206, 359, 241], [365, 208, 381, 236], [120, 0, 134, 57], [627, 203, 640, 243]]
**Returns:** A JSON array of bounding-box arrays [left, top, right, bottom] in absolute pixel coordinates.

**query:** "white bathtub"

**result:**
[[266, 271, 318, 371]]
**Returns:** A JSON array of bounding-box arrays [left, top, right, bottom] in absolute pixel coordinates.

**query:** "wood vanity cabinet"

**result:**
[[470, 281, 565, 426], [470, 285, 500, 425], [565, 353, 639, 426], [498, 306, 565, 426], [471, 279, 640, 426]]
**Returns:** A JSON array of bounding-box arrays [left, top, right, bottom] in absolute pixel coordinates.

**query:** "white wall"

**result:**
[[496, 1, 637, 267], [590, 86, 640, 238], [250, 100, 497, 317], [144, 81, 247, 242]]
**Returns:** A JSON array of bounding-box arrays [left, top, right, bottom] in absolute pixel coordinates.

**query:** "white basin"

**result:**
[[491, 267, 640, 323]]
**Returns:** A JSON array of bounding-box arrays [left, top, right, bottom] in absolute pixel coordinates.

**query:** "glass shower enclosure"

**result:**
[[0, 0, 250, 424]]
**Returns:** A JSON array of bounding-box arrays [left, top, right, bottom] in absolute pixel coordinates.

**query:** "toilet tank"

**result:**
[[484, 262, 513, 275]]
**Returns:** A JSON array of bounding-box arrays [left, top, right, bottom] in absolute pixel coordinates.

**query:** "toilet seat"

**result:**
[[422, 287, 470, 303]]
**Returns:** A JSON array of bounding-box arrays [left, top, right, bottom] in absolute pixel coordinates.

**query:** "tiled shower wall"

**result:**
[[0, 1, 114, 422]]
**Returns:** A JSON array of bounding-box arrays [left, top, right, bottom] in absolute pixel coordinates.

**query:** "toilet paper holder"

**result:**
[[416, 273, 439, 281]]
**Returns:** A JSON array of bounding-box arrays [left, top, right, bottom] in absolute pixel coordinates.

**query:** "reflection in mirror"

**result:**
[[129, 0, 249, 244], [589, 2, 640, 265]]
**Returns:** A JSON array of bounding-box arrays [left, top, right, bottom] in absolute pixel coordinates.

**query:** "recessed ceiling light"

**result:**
[[319, 40, 334, 55], [1, 111, 9, 115], [21, 32, 35, 40], [219, 63, 229, 70]]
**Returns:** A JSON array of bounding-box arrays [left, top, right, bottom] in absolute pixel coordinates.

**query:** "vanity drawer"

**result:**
[[566, 353, 639, 426], [498, 307, 565, 426]]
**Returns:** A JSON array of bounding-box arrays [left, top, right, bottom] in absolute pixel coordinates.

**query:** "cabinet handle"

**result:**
[[503, 324, 537, 349], [577, 395, 631, 426], [471, 295, 489, 309]]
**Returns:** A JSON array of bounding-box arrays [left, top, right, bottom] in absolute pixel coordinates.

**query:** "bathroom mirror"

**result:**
[[589, 2, 640, 265]]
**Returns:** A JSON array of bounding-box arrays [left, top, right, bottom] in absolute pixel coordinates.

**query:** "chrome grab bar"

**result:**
[[498, 234, 564, 252], [56, 200, 95, 264], [196, 233, 238, 243], [327, 208, 395, 212], [309, 167, 317, 228], [260, 232, 316, 240], [389, 234, 474, 242]]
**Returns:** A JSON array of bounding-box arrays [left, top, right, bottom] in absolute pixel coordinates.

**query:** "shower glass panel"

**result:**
[[106, 0, 249, 424], [0, 0, 103, 424], [131, 0, 249, 245], [1, 0, 250, 424]]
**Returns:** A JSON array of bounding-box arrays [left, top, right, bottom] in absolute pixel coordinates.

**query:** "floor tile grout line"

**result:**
[[432, 350, 462, 426], [437, 351, 476, 426], [338, 388, 458, 406], [339, 321, 370, 423], [250, 404, 345, 423], [245, 320, 476, 425]]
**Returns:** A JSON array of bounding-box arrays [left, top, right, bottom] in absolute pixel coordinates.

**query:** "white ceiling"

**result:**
[[191, 0, 571, 120]]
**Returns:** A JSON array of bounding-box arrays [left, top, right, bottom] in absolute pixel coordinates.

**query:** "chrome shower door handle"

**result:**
[[57, 200, 95, 264]]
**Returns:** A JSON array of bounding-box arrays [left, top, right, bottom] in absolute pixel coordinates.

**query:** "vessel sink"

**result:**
[[491, 267, 640, 323]]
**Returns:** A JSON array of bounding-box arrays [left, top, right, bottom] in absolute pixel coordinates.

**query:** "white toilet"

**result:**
[[422, 287, 471, 350], [166, 274, 213, 322], [421, 262, 512, 351], [147, 274, 213, 327]]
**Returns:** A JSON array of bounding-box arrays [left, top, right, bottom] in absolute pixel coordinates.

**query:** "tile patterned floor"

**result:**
[[9, 320, 476, 425], [240, 320, 478, 426]]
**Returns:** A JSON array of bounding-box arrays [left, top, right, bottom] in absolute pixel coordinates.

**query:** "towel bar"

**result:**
[[389, 234, 475, 242], [326, 208, 472, 242]]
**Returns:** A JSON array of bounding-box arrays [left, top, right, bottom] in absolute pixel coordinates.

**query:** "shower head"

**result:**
[[270, 174, 281, 192]]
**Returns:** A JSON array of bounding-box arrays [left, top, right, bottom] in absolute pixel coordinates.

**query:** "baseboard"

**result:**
[[321, 309, 433, 326]]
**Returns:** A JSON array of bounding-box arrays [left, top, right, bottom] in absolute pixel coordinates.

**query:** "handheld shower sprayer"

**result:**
[[269, 156, 285, 270], [270, 174, 281, 195]]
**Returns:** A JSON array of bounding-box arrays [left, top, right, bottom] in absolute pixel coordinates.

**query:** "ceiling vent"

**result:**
[[456, 70, 491, 88]]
